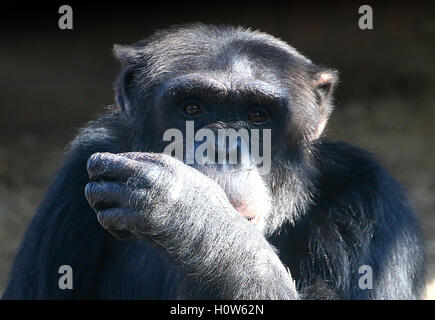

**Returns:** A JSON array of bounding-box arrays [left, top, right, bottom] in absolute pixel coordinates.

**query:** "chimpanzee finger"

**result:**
[[96, 207, 142, 240], [87, 152, 146, 182], [117, 152, 179, 170], [116, 152, 157, 162], [84, 181, 131, 211]]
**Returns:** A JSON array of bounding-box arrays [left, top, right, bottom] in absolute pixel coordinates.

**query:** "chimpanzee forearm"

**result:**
[[148, 193, 298, 299]]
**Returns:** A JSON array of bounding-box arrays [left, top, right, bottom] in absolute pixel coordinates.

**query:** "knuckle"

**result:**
[[97, 209, 127, 232], [84, 182, 95, 200], [96, 211, 110, 228], [87, 152, 115, 174], [87, 153, 103, 174], [84, 181, 102, 203]]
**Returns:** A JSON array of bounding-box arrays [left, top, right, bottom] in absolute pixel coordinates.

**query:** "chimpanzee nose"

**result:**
[[214, 134, 253, 170], [191, 124, 255, 171]]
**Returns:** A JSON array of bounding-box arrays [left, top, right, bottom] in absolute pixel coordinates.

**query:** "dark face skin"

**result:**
[[150, 69, 290, 227], [153, 73, 290, 153]]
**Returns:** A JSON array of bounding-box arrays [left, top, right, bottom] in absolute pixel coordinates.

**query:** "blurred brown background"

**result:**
[[0, 1, 434, 298]]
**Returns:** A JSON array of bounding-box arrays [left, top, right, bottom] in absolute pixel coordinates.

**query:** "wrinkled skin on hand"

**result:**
[[85, 152, 234, 240]]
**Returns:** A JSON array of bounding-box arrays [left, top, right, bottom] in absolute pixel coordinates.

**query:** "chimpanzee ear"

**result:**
[[114, 66, 134, 117], [113, 44, 141, 117], [312, 68, 338, 98], [310, 68, 338, 140]]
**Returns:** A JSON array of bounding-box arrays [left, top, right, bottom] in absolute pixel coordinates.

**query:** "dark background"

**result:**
[[0, 1, 434, 297]]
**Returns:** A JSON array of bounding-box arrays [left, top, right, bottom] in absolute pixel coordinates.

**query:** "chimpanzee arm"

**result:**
[[85, 152, 299, 300], [2, 113, 173, 299]]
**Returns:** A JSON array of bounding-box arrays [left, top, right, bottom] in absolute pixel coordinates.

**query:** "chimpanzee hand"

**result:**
[[85, 152, 298, 299], [85, 152, 235, 240]]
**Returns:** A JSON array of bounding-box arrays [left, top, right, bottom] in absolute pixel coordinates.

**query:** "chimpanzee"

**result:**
[[2, 24, 425, 299]]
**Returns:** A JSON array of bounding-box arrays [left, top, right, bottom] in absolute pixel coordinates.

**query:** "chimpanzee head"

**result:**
[[112, 24, 338, 234]]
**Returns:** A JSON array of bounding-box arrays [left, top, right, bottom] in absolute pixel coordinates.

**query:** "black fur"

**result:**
[[2, 24, 424, 299]]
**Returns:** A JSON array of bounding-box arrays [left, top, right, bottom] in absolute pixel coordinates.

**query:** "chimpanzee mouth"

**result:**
[[190, 164, 263, 225], [189, 163, 256, 191]]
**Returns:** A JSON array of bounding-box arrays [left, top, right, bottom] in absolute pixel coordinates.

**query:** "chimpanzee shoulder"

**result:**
[[300, 139, 425, 299], [311, 139, 411, 208]]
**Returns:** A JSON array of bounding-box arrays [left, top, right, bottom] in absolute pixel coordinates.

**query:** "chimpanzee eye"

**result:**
[[248, 109, 268, 124], [183, 103, 203, 116]]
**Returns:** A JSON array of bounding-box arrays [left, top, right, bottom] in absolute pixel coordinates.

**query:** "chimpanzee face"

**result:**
[[113, 27, 337, 231]]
